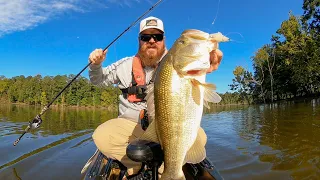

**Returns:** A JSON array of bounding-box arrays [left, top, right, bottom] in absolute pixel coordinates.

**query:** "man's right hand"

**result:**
[[89, 48, 107, 65]]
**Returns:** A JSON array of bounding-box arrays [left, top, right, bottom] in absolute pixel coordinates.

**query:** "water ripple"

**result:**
[[202, 99, 320, 179]]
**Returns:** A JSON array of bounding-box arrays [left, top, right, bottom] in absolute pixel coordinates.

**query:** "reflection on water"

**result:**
[[202, 98, 320, 179], [0, 131, 90, 170], [257, 100, 320, 179], [0, 104, 118, 136], [0, 99, 320, 180], [0, 104, 118, 180]]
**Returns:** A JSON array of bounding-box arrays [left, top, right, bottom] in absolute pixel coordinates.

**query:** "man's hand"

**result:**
[[89, 48, 107, 65], [207, 49, 223, 73]]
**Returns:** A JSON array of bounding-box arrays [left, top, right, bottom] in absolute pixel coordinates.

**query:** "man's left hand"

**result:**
[[207, 49, 223, 73]]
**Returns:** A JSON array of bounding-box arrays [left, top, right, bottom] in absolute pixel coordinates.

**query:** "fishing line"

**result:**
[[114, 40, 118, 62], [225, 32, 246, 44], [211, 0, 221, 25], [204, 0, 222, 34], [13, 0, 164, 146], [207, 0, 246, 45]]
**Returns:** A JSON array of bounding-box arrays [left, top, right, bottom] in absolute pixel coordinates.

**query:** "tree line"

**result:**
[[229, 0, 319, 104], [0, 73, 243, 108], [0, 74, 121, 110]]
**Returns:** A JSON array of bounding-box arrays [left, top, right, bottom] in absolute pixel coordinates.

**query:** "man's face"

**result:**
[[138, 28, 166, 67]]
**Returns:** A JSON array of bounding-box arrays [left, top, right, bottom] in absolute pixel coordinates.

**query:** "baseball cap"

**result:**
[[139, 16, 164, 34]]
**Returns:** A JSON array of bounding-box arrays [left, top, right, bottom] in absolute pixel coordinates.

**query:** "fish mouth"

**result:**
[[178, 54, 210, 76], [177, 56, 210, 76], [186, 69, 206, 76]]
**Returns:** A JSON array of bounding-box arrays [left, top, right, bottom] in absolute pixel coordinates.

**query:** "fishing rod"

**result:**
[[13, 0, 164, 146]]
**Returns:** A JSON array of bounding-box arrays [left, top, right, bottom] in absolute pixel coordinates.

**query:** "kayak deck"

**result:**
[[81, 149, 224, 180]]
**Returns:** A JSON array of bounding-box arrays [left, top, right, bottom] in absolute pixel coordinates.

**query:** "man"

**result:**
[[87, 16, 223, 177]]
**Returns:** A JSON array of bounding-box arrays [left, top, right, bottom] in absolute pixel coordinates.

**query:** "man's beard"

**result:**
[[138, 44, 165, 68]]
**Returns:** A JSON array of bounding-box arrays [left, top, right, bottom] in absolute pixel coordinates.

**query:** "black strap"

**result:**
[[121, 85, 147, 94], [140, 109, 149, 130], [121, 85, 147, 100]]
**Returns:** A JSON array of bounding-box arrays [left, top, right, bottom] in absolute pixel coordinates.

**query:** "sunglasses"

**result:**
[[139, 34, 164, 42]]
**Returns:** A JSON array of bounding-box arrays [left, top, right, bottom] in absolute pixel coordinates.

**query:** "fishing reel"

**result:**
[[13, 114, 43, 146], [28, 115, 43, 130]]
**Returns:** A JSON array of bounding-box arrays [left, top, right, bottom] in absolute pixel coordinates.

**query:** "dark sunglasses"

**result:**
[[139, 34, 164, 42]]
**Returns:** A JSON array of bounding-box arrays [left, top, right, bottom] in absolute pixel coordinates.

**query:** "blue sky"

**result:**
[[0, 0, 304, 93]]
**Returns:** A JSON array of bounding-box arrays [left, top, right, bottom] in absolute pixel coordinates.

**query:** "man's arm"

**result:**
[[88, 48, 120, 87], [88, 63, 119, 87]]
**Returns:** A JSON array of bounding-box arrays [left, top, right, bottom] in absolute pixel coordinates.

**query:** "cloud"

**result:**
[[0, 0, 152, 37], [106, 0, 153, 8], [0, 0, 109, 37]]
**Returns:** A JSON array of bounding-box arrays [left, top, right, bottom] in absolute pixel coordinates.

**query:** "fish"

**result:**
[[138, 29, 229, 179]]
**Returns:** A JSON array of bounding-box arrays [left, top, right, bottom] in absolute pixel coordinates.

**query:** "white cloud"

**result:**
[[106, 0, 153, 8], [0, 0, 152, 37], [0, 0, 111, 37]]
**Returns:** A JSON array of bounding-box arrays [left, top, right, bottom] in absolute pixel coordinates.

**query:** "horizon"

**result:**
[[0, 0, 304, 94]]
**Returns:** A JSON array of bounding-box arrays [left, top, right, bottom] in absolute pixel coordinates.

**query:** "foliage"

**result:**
[[228, 1, 320, 103], [228, 66, 254, 104], [0, 74, 121, 109]]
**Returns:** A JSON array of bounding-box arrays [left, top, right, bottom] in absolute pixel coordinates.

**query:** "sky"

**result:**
[[0, 0, 304, 93]]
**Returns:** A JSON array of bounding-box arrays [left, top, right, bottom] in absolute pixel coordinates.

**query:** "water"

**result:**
[[0, 99, 320, 180]]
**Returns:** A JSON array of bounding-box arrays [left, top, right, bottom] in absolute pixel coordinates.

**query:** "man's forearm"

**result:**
[[89, 63, 117, 87]]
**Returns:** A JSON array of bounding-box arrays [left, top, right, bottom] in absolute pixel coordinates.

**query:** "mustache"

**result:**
[[145, 44, 157, 49]]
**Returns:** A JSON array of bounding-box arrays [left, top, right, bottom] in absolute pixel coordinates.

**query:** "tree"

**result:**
[[302, 0, 320, 32], [229, 66, 254, 104], [251, 48, 268, 103], [41, 91, 48, 105], [0, 74, 121, 108]]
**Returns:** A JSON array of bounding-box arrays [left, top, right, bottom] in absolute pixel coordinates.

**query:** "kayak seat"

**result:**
[[126, 139, 163, 163], [125, 140, 224, 180], [126, 140, 164, 180]]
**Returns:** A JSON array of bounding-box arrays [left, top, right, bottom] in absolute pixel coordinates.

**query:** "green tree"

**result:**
[[229, 66, 254, 104], [41, 91, 48, 105]]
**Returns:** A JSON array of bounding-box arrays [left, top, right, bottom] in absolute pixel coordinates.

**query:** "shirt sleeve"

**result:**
[[88, 60, 123, 88]]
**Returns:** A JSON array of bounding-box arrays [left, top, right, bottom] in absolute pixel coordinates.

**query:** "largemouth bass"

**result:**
[[140, 29, 229, 180]]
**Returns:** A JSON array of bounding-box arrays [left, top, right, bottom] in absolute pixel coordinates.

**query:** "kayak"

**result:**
[[81, 140, 224, 180]]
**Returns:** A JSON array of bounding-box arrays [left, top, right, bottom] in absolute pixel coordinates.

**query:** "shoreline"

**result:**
[[3, 95, 319, 110], [5, 102, 118, 111]]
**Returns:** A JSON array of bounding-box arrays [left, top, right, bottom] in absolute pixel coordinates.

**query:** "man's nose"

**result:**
[[148, 37, 156, 43]]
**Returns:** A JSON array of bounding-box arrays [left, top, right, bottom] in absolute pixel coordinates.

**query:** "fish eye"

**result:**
[[178, 39, 186, 44]]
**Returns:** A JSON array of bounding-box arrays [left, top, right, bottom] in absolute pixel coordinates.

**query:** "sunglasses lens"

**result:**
[[154, 34, 163, 41], [140, 34, 163, 42], [140, 35, 151, 41]]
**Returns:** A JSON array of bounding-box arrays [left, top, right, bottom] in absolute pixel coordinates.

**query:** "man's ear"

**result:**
[[162, 35, 166, 43]]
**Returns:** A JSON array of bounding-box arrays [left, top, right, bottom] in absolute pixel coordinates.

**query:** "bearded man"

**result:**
[[87, 16, 223, 177]]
